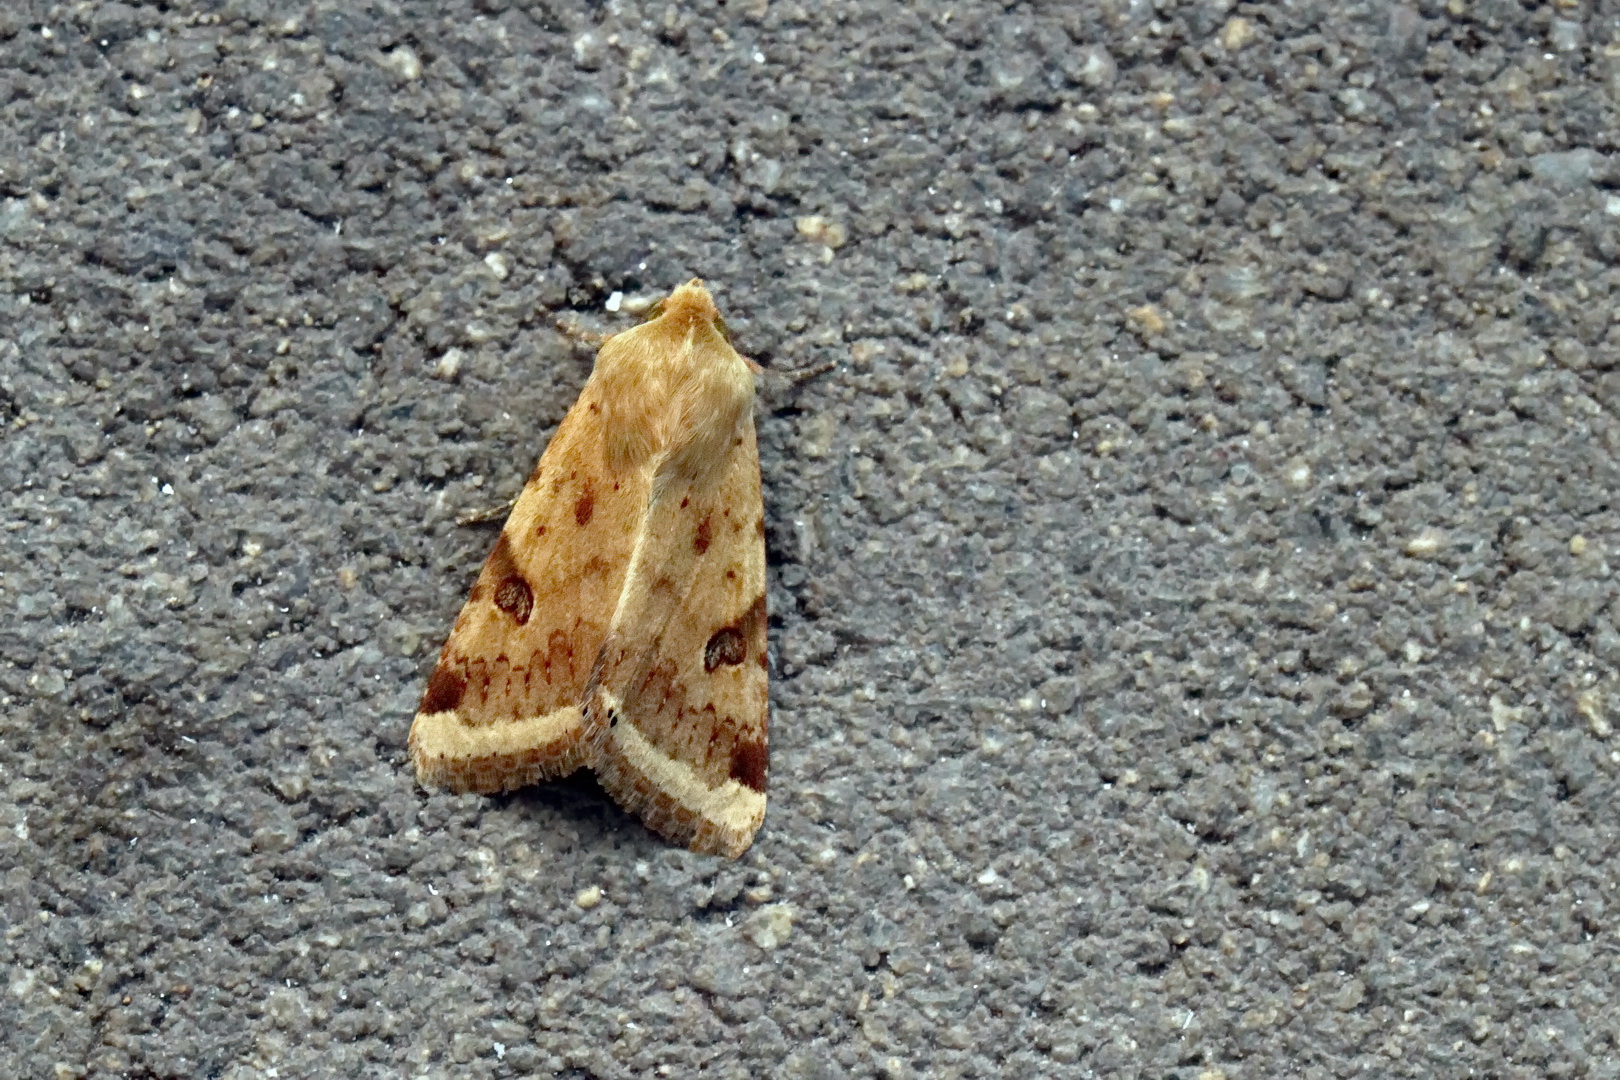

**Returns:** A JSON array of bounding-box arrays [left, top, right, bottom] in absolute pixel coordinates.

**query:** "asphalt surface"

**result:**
[[3, 1, 1620, 1077]]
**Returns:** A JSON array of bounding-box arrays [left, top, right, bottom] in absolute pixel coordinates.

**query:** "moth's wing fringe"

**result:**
[[592, 745, 757, 859], [410, 702, 598, 794]]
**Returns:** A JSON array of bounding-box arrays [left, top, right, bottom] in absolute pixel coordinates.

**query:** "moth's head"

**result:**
[[646, 279, 734, 346]]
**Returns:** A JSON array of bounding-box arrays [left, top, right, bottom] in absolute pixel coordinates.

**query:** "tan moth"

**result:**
[[409, 280, 769, 858]]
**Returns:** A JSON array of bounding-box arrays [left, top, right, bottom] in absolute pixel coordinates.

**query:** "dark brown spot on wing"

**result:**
[[420, 663, 468, 714], [755, 516, 766, 538], [702, 594, 768, 673], [729, 740, 768, 793], [536, 524, 547, 536], [694, 514, 713, 554], [574, 484, 595, 526], [704, 626, 748, 672], [493, 574, 534, 624], [479, 534, 533, 624]]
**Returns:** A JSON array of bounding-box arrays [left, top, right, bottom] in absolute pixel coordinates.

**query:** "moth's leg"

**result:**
[[778, 358, 838, 383], [755, 357, 837, 410], [552, 314, 614, 350], [453, 500, 513, 527]]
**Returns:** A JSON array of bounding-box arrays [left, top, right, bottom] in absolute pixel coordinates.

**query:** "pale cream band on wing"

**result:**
[[610, 719, 766, 834], [412, 705, 583, 762]]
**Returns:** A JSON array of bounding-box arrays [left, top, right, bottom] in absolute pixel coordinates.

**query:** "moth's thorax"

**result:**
[[593, 283, 755, 483]]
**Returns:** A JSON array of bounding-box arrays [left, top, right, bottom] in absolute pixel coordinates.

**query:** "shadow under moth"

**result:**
[[409, 280, 769, 858]]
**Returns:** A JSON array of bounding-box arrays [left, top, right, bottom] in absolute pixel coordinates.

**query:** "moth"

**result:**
[[409, 280, 769, 858]]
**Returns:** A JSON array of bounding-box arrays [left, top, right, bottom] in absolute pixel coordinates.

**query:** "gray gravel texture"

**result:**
[[4, 0, 1620, 1077]]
